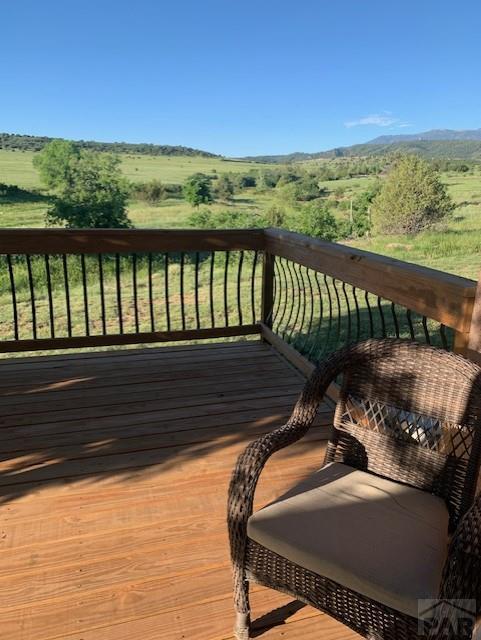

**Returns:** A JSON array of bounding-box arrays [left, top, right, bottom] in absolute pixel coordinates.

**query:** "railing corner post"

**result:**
[[462, 268, 481, 363]]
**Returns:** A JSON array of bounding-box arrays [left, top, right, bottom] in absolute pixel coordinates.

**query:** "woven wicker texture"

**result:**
[[228, 339, 481, 639]]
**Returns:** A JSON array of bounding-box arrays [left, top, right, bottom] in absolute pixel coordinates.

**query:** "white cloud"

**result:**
[[344, 113, 404, 128]]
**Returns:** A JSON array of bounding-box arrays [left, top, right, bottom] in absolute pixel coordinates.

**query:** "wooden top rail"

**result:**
[[265, 228, 477, 333], [0, 228, 266, 254], [0, 227, 476, 336]]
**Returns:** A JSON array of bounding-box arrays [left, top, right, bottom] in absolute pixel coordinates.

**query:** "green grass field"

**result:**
[[0, 148, 274, 229], [1, 148, 480, 280], [0, 149, 269, 188]]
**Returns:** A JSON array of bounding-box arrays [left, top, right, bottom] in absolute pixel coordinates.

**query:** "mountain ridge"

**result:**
[[367, 128, 481, 144], [241, 129, 481, 163]]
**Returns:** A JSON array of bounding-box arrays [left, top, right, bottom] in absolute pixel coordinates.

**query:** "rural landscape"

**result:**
[[4, 3, 481, 640], [2, 130, 481, 280], [1, 129, 480, 350]]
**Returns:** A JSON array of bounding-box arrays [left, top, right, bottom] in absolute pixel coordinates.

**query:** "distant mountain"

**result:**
[[367, 128, 481, 144], [243, 131, 481, 163], [0, 133, 220, 158]]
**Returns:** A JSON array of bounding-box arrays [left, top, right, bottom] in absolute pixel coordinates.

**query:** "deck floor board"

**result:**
[[0, 340, 358, 640]]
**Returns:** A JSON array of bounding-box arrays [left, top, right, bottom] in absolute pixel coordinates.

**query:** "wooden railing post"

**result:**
[[464, 267, 481, 364], [261, 252, 275, 329], [453, 295, 475, 357]]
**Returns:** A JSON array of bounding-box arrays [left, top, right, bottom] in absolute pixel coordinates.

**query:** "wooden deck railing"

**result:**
[[261, 228, 478, 374], [0, 228, 479, 366]]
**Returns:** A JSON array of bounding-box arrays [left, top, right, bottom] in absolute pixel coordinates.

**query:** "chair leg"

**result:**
[[233, 567, 251, 639], [234, 611, 251, 640]]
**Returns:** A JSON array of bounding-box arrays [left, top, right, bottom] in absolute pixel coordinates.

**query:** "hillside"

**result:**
[[0, 132, 220, 158], [244, 139, 481, 163]]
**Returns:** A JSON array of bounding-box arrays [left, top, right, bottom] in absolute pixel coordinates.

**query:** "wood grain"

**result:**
[[265, 227, 476, 331], [0, 324, 261, 353], [0, 340, 348, 640], [0, 228, 265, 254]]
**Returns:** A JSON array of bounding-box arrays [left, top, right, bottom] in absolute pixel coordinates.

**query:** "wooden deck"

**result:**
[[0, 340, 359, 640]]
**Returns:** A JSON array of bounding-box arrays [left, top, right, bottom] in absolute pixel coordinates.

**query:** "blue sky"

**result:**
[[2, 1, 481, 156]]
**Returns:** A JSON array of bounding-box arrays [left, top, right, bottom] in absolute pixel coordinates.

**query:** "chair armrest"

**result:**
[[227, 347, 343, 568]]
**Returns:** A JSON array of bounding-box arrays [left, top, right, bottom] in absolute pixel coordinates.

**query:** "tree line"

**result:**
[[0, 132, 219, 158]]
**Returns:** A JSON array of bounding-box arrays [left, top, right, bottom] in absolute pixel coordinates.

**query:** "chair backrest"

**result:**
[[323, 339, 481, 530]]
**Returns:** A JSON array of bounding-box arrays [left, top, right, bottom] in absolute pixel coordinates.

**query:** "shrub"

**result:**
[[214, 174, 235, 201], [295, 202, 339, 241], [372, 155, 454, 234], [164, 183, 183, 198], [0, 183, 20, 197], [265, 204, 287, 227], [188, 208, 265, 229], [234, 174, 256, 189], [132, 179, 166, 205], [294, 177, 323, 201], [182, 174, 213, 207]]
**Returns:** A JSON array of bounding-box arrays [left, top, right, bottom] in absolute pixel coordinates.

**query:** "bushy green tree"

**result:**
[[46, 151, 131, 228], [372, 155, 454, 234], [33, 139, 79, 190], [182, 174, 213, 207], [296, 202, 339, 241], [294, 177, 323, 201], [214, 174, 235, 201]]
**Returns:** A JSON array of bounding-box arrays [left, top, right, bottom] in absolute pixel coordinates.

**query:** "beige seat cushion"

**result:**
[[247, 462, 449, 618]]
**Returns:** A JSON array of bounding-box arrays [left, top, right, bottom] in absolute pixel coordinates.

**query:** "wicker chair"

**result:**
[[228, 339, 481, 640]]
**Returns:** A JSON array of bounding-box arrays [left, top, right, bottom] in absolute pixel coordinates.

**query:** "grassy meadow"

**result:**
[[1, 148, 480, 357], [1, 148, 481, 280]]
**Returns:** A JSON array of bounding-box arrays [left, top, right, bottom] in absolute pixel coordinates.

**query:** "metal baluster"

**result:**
[[422, 315, 431, 344], [332, 278, 342, 349], [116, 253, 123, 334], [209, 252, 215, 328], [44, 255, 55, 338], [308, 271, 324, 360], [148, 253, 155, 332], [236, 251, 244, 326], [26, 255, 37, 340], [391, 301, 400, 338], [276, 258, 289, 337], [98, 254, 106, 335], [6, 255, 18, 340], [377, 296, 386, 338], [406, 308, 415, 340], [352, 286, 361, 342], [195, 251, 201, 330], [180, 252, 186, 330], [132, 253, 139, 334], [62, 254, 72, 337], [81, 254, 89, 336], [164, 253, 171, 332], [342, 281, 351, 344], [224, 251, 230, 327], [250, 250, 258, 325]]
